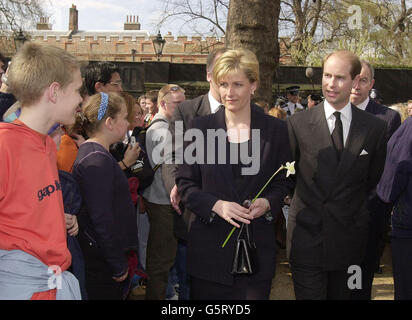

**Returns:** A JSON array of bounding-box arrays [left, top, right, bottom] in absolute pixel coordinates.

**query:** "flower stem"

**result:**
[[252, 166, 284, 203], [221, 165, 285, 248], [221, 226, 236, 248]]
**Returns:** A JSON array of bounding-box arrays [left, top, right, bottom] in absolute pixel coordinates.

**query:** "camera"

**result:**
[[130, 136, 136, 146]]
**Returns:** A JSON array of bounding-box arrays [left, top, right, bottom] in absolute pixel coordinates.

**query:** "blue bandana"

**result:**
[[97, 92, 109, 121]]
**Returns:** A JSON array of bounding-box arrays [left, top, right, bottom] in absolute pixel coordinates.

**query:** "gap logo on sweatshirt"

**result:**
[[37, 180, 62, 201]]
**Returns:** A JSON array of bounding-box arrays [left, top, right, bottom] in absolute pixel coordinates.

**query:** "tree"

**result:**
[[156, 0, 229, 37], [281, 0, 412, 66], [279, 0, 324, 65], [364, 0, 412, 65], [226, 0, 281, 104], [279, 0, 372, 65], [0, 0, 45, 34]]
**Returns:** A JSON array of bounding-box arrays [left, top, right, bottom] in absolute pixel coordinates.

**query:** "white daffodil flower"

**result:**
[[285, 161, 296, 177], [222, 160, 296, 248]]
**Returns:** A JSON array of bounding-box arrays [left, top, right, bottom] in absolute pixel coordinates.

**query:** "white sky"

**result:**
[[44, 0, 173, 36]]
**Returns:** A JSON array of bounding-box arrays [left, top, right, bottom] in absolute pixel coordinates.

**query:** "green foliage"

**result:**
[[286, 0, 412, 67]]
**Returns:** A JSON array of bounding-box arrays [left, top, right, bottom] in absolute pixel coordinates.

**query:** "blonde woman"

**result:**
[[177, 49, 294, 300], [268, 107, 287, 120]]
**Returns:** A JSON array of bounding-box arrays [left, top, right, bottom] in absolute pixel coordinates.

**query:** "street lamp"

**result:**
[[305, 67, 315, 91], [14, 29, 27, 52], [131, 49, 137, 62], [152, 31, 165, 61]]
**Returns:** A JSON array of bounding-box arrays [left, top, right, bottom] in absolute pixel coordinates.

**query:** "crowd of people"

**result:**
[[0, 42, 411, 300]]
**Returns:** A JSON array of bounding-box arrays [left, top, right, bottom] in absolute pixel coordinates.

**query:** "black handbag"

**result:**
[[231, 222, 258, 275]]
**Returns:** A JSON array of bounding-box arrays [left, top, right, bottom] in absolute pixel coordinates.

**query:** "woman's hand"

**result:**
[[212, 200, 253, 228], [249, 198, 270, 219], [65, 213, 79, 237], [112, 270, 128, 282], [122, 143, 141, 167]]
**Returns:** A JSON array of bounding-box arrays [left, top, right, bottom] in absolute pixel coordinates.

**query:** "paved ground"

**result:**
[[270, 243, 394, 300], [128, 243, 395, 300]]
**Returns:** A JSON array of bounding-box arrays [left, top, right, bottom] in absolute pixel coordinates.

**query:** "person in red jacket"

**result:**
[[0, 42, 83, 299]]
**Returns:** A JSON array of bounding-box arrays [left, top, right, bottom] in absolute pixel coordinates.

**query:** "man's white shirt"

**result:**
[[355, 97, 370, 111], [324, 100, 352, 147], [208, 91, 221, 114]]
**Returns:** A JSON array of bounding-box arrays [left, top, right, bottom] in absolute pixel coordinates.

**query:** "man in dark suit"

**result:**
[[160, 48, 227, 299], [286, 50, 388, 300], [350, 61, 401, 300], [162, 48, 228, 225]]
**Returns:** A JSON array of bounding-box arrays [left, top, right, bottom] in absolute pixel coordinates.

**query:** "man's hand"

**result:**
[[170, 184, 182, 215], [122, 143, 141, 167]]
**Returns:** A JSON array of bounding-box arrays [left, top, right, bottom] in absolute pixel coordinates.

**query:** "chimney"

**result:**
[[124, 15, 141, 30], [36, 17, 52, 30], [69, 4, 78, 32]]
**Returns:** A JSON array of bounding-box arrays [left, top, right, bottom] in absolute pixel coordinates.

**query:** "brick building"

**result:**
[[0, 4, 292, 65]]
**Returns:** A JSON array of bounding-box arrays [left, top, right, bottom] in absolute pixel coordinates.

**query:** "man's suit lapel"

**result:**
[[196, 94, 211, 117], [365, 100, 377, 114], [334, 105, 368, 181]]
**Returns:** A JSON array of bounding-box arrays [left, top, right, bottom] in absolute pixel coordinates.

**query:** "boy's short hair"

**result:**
[[84, 61, 120, 95], [8, 42, 81, 107], [206, 48, 228, 73], [158, 84, 185, 103]]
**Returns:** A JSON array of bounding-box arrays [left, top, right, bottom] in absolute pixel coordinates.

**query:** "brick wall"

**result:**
[[0, 33, 292, 65]]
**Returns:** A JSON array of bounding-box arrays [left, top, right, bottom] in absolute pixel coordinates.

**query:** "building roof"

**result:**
[[72, 30, 150, 40], [28, 29, 151, 41]]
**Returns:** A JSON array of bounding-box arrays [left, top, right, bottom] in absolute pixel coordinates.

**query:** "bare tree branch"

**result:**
[[156, 0, 228, 36], [0, 0, 46, 34]]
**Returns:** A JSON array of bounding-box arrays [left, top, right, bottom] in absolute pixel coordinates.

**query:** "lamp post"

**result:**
[[131, 49, 137, 62], [14, 29, 27, 52], [305, 67, 315, 91], [152, 31, 165, 61]]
